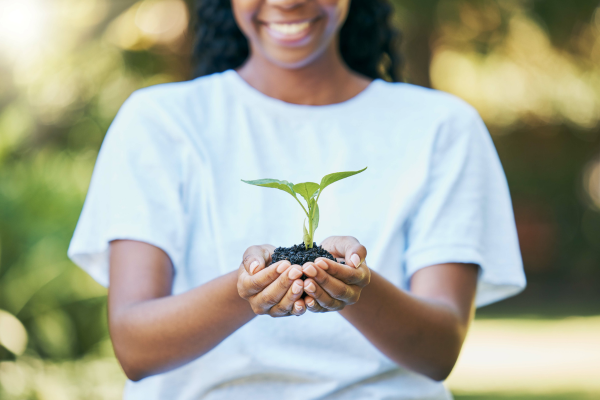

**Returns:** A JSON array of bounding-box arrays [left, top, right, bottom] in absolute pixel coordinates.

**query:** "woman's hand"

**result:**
[[237, 245, 307, 317], [301, 236, 370, 312]]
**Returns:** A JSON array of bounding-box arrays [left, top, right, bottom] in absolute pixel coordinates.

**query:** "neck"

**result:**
[[236, 45, 372, 106]]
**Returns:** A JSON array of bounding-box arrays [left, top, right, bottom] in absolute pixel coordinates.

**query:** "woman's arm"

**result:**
[[340, 264, 477, 381], [108, 240, 304, 381], [303, 236, 478, 381]]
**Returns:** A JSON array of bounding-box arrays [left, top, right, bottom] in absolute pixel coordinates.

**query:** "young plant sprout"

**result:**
[[242, 167, 367, 251]]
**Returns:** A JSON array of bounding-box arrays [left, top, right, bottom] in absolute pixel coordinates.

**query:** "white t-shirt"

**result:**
[[68, 70, 526, 400]]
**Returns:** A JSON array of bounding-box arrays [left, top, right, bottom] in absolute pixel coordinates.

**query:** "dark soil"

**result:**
[[271, 243, 344, 266]]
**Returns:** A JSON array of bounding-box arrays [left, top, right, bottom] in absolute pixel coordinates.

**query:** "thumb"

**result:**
[[343, 241, 367, 269], [243, 245, 273, 275], [321, 236, 367, 269]]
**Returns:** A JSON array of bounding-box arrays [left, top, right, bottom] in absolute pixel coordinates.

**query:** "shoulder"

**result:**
[[108, 72, 231, 145], [373, 82, 491, 156], [123, 72, 228, 115], [374, 81, 481, 125]]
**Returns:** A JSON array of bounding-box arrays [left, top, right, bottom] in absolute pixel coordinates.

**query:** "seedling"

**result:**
[[242, 167, 367, 250]]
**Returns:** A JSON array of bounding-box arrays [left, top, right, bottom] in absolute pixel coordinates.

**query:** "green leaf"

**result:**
[[311, 202, 319, 236], [293, 182, 320, 203], [242, 178, 296, 197], [303, 219, 311, 249], [319, 167, 367, 192]]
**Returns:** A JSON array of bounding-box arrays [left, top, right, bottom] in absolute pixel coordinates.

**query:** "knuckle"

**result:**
[[360, 245, 367, 257], [313, 305, 326, 313], [287, 289, 298, 302], [344, 291, 359, 305], [325, 300, 344, 311], [261, 292, 278, 307], [319, 297, 336, 309], [267, 269, 279, 282], [269, 306, 285, 318], [349, 270, 364, 285], [261, 247, 271, 261], [350, 292, 361, 305], [361, 269, 371, 286], [250, 303, 266, 315], [334, 285, 350, 300], [268, 262, 284, 279], [249, 276, 263, 293], [278, 276, 291, 291], [244, 246, 255, 255], [318, 273, 330, 287], [347, 274, 360, 286], [311, 287, 324, 300]]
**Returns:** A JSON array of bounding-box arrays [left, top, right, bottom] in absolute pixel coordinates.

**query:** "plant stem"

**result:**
[[294, 196, 309, 218], [307, 212, 313, 249]]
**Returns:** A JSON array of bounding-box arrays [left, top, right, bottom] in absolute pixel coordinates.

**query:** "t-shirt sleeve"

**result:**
[[68, 92, 187, 287], [404, 104, 526, 307]]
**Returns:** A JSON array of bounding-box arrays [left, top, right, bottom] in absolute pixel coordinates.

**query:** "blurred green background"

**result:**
[[0, 0, 599, 399]]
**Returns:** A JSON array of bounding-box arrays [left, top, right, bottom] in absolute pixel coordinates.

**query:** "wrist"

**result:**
[[338, 269, 380, 319], [224, 270, 257, 320]]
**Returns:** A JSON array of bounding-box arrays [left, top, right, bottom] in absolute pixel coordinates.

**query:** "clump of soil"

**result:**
[[271, 243, 344, 266]]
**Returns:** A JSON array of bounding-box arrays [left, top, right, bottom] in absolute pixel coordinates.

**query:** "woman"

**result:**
[[68, 0, 526, 399]]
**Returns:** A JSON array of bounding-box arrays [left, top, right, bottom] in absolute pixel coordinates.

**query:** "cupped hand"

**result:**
[[301, 236, 370, 312], [237, 245, 306, 317]]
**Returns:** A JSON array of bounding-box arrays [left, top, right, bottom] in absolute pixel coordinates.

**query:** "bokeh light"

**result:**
[[105, 0, 189, 51], [0, 0, 49, 59]]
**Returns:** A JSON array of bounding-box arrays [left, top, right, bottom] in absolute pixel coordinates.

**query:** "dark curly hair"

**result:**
[[193, 0, 403, 82]]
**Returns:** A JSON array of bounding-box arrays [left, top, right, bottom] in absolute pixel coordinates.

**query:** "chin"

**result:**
[[261, 42, 333, 70]]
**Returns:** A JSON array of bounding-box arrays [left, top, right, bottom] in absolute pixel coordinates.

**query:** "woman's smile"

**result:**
[[233, 0, 347, 68], [260, 18, 321, 46]]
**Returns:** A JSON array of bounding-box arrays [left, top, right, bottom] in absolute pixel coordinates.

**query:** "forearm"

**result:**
[[339, 270, 472, 381], [110, 270, 255, 381]]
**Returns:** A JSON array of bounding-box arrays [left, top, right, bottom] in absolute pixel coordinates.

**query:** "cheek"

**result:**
[[231, 0, 260, 39], [320, 0, 350, 29]]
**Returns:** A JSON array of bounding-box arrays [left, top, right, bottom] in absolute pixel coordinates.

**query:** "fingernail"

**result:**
[[303, 265, 317, 277], [250, 260, 260, 274], [276, 261, 289, 274], [315, 259, 328, 270], [305, 282, 316, 293], [292, 282, 302, 294], [351, 254, 361, 269], [289, 268, 302, 280], [295, 302, 303, 312], [306, 298, 315, 307]]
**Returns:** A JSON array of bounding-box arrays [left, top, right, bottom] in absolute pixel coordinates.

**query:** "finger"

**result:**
[[302, 263, 356, 302], [269, 279, 305, 317], [313, 257, 370, 287], [291, 299, 306, 316], [256, 265, 303, 309], [303, 278, 345, 311], [242, 260, 290, 297], [304, 295, 327, 313], [320, 236, 366, 269], [243, 245, 275, 275]]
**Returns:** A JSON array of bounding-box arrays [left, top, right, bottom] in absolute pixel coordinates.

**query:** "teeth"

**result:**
[[268, 22, 310, 36]]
